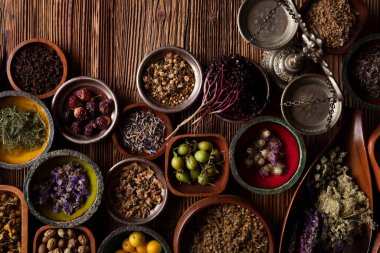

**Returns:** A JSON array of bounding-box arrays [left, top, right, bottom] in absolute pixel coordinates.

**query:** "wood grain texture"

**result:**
[[0, 0, 379, 251]]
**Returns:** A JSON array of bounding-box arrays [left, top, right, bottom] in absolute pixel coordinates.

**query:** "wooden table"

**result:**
[[0, 0, 379, 252]]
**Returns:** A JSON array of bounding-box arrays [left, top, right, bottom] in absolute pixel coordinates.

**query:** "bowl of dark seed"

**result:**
[[173, 195, 275, 253], [343, 34, 380, 109], [112, 103, 172, 160], [136, 46, 203, 113], [105, 158, 168, 225], [7, 38, 68, 99]]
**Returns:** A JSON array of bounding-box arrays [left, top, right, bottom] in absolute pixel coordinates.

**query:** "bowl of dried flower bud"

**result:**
[[105, 158, 168, 225], [136, 46, 203, 113], [112, 103, 173, 160], [230, 116, 306, 194], [343, 34, 380, 110], [33, 226, 95, 253], [24, 149, 104, 227], [51, 76, 119, 144]]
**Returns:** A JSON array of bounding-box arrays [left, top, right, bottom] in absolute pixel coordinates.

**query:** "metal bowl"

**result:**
[[105, 158, 168, 225], [238, 0, 298, 50], [0, 90, 54, 170], [136, 46, 203, 113], [51, 76, 119, 144]]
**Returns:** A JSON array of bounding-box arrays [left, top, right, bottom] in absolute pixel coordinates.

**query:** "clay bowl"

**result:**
[[230, 116, 306, 194], [0, 185, 28, 253], [105, 158, 168, 225], [173, 195, 275, 253], [33, 225, 96, 253], [367, 123, 380, 193], [280, 109, 373, 253], [371, 231, 380, 253], [51, 76, 119, 144], [165, 134, 229, 197], [6, 38, 68, 99], [0, 90, 54, 170], [24, 149, 104, 228], [343, 34, 380, 110], [97, 225, 172, 253], [136, 46, 203, 113], [112, 103, 172, 160], [300, 0, 368, 54]]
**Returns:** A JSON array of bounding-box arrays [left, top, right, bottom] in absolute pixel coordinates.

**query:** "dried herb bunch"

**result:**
[[0, 106, 47, 152], [307, 0, 357, 48], [11, 43, 63, 95], [352, 46, 380, 98], [0, 193, 22, 253]]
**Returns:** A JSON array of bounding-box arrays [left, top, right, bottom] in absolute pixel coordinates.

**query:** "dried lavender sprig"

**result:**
[[299, 210, 320, 253]]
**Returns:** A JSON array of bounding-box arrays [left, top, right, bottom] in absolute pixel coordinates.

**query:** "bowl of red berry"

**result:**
[[51, 76, 119, 144]]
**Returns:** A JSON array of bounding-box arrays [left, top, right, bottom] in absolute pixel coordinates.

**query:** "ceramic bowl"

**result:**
[[301, 0, 368, 54], [0, 185, 28, 252], [136, 46, 203, 113], [343, 34, 380, 110], [230, 116, 306, 194], [24, 149, 104, 228], [105, 158, 168, 225], [51, 76, 119, 144], [173, 195, 275, 253], [112, 103, 173, 160], [6, 38, 68, 99], [97, 225, 172, 253], [33, 225, 96, 253], [0, 90, 54, 170], [165, 134, 229, 197]]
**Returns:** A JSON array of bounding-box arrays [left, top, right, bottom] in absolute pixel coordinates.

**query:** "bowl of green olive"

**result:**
[[164, 134, 229, 197]]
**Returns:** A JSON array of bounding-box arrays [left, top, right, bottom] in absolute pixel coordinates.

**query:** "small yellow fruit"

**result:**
[[122, 238, 136, 252], [114, 249, 127, 253], [136, 242, 148, 253], [129, 232, 146, 247], [147, 240, 162, 253]]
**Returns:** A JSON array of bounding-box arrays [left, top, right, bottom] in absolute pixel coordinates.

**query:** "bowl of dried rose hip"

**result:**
[[24, 149, 104, 227], [7, 39, 68, 99], [230, 116, 306, 194], [105, 158, 168, 225], [51, 76, 118, 144], [136, 46, 203, 113]]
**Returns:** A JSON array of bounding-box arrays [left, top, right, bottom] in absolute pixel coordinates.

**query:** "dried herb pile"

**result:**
[[288, 147, 374, 253], [0, 106, 47, 152], [0, 193, 22, 252], [11, 43, 63, 95], [37, 228, 90, 253]]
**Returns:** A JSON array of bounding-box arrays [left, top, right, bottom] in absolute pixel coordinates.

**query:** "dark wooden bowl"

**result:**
[[0, 185, 28, 253], [6, 38, 68, 99], [33, 225, 96, 253], [173, 195, 275, 253], [371, 231, 380, 253], [279, 109, 373, 252], [367, 123, 380, 193], [300, 0, 368, 54], [165, 134, 229, 197], [112, 103, 172, 160]]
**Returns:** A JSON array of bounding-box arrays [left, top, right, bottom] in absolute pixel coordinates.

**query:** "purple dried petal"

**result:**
[[299, 210, 320, 253]]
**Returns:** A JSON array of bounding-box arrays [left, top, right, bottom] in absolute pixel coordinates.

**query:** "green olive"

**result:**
[[171, 156, 185, 171], [175, 171, 191, 184], [205, 164, 218, 177], [186, 156, 198, 170], [189, 168, 201, 181], [210, 148, 221, 161], [198, 141, 213, 151], [177, 143, 190, 156], [197, 173, 211, 185], [194, 150, 210, 163]]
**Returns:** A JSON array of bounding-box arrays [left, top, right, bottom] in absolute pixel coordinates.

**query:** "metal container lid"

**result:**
[[281, 74, 342, 135], [238, 0, 298, 50]]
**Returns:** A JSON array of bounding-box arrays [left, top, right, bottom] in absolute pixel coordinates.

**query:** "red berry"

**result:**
[[84, 120, 98, 136], [75, 87, 93, 102], [71, 121, 83, 134], [66, 96, 84, 109], [99, 98, 114, 115], [85, 98, 99, 118], [95, 115, 111, 130], [73, 107, 89, 122]]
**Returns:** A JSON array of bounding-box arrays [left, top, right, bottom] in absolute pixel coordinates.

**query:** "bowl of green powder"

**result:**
[[0, 90, 54, 169]]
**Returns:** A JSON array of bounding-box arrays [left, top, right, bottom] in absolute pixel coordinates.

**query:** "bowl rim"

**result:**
[[105, 158, 168, 225], [343, 33, 380, 110], [164, 133, 229, 197], [136, 46, 203, 113], [173, 194, 275, 253], [111, 102, 173, 160], [0, 90, 54, 170], [97, 225, 172, 253], [23, 149, 104, 228], [229, 116, 306, 194], [6, 38, 68, 99], [51, 76, 119, 144]]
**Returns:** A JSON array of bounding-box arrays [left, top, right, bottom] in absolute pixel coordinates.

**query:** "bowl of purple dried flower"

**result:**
[[23, 149, 104, 227]]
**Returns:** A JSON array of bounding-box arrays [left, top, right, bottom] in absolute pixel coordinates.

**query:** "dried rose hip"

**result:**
[[67, 95, 84, 109], [75, 87, 93, 102], [86, 98, 99, 118], [71, 121, 83, 134], [95, 115, 111, 130], [62, 109, 73, 123], [84, 120, 98, 136], [73, 107, 89, 122], [99, 98, 114, 115]]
